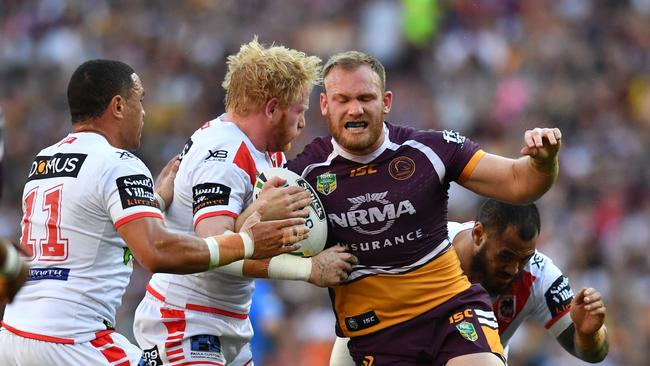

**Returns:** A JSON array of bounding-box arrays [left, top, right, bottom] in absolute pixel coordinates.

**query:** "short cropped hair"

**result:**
[[476, 199, 541, 241], [322, 51, 386, 91], [222, 38, 322, 116], [67, 60, 135, 124]]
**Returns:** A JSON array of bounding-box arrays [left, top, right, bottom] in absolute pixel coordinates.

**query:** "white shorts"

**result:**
[[133, 292, 254, 366], [0, 327, 142, 366]]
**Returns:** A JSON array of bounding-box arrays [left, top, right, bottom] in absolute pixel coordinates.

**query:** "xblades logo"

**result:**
[[205, 149, 228, 161], [116, 151, 135, 159]]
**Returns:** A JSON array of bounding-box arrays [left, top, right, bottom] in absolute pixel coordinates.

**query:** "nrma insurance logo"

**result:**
[[328, 191, 416, 235]]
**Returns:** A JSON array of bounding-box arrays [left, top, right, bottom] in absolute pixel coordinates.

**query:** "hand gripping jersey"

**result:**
[[145, 114, 284, 317], [288, 123, 485, 337], [2, 132, 163, 343], [447, 221, 575, 346]]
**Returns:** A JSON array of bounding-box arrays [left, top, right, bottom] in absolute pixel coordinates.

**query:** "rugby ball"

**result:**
[[253, 167, 327, 257]]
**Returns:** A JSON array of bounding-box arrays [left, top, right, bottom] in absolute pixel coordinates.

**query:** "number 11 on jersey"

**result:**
[[20, 184, 69, 261]]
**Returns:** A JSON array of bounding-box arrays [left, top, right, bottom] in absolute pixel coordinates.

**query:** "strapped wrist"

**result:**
[[204, 237, 220, 269], [268, 255, 312, 281], [240, 232, 254, 259]]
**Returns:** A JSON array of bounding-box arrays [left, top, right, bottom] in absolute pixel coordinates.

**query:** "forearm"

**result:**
[[121, 218, 252, 274], [575, 325, 609, 363], [217, 254, 312, 281], [234, 200, 261, 232]]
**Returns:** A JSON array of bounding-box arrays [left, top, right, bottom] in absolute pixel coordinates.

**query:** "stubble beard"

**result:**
[[471, 246, 503, 296], [327, 114, 383, 154]]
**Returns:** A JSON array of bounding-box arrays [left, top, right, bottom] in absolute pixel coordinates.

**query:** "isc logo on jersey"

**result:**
[[253, 167, 327, 257]]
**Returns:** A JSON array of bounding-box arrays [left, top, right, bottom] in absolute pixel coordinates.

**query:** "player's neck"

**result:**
[[71, 122, 114, 146], [227, 110, 270, 152]]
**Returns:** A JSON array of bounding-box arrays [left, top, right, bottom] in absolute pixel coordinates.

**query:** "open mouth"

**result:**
[[345, 121, 368, 130]]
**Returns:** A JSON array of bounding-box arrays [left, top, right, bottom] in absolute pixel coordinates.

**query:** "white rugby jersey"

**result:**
[[2, 132, 163, 344], [448, 221, 574, 346], [146, 114, 284, 316]]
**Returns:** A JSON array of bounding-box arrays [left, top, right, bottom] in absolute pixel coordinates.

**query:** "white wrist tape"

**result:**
[[268, 254, 312, 281], [154, 192, 166, 212], [204, 237, 220, 269], [215, 260, 244, 276], [1, 242, 22, 280], [240, 232, 254, 259]]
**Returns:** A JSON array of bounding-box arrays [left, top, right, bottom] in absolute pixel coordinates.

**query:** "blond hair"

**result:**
[[322, 51, 386, 91], [222, 38, 322, 116]]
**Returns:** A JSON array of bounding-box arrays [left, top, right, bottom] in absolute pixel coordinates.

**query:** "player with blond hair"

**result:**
[[134, 39, 357, 366], [0, 59, 307, 366]]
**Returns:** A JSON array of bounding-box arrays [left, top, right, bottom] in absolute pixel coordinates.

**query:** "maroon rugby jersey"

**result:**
[[289, 123, 486, 337]]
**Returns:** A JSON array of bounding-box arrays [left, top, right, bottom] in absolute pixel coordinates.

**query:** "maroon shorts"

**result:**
[[347, 284, 505, 366]]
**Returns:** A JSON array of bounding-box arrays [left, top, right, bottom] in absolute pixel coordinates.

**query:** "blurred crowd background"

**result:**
[[2, 0, 650, 365]]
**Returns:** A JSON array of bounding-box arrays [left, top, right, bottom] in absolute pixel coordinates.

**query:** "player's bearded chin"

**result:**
[[471, 247, 499, 295], [327, 114, 381, 152]]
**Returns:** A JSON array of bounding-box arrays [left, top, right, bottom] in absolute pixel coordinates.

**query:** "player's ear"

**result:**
[[471, 222, 485, 249], [264, 98, 280, 119], [110, 95, 125, 119], [320, 92, 328, 116], [383, 90, 392, 114]]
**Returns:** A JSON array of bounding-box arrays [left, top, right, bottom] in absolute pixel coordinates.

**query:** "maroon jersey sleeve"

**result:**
[[413, 129, 483, 185]]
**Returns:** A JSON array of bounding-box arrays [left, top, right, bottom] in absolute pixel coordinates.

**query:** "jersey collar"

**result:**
[[331, 123, 390, 164]]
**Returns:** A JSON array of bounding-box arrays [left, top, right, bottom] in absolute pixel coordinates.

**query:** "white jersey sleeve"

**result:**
[[189, 160, 250, 226], [527, 253, 575, 338], [101, 153, 163, 228]]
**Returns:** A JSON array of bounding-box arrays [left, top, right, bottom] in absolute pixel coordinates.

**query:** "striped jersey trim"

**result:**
[[475, 308, 499, 329], [146, 284, 248, 320], [346, 239, 451, 282]]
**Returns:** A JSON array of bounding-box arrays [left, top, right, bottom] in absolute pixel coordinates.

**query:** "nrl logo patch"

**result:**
[[456, 321, 478, 342], [316, 172, 337, 195]]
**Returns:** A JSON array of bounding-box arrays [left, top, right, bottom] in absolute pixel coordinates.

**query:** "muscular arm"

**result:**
[[118, 215, 306, 273], [461, 128, 560, 204], [557, 323, 608, 363], [556, 287, 609, 363], [119, 217, 241, 273]]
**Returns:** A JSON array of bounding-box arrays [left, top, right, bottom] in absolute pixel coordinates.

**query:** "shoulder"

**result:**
[[288, 136, 334, 174], [386, 124, 476, 156], [183, 121, 251, 166], [526, 251, 559, 279]]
